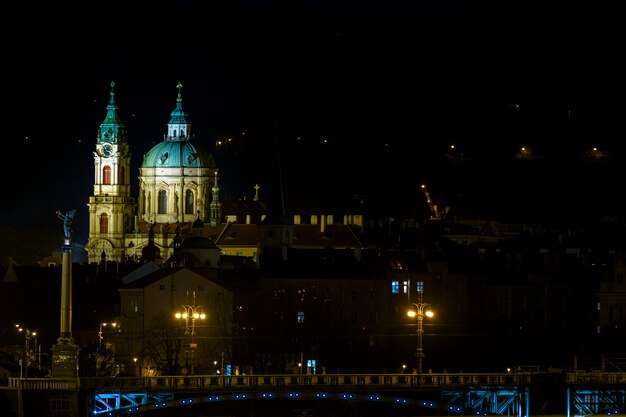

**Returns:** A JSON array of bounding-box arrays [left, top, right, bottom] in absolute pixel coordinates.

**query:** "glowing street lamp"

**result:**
[[407, 293, 434, 375], [99, 322, 117, 343], [15, 324, 37, 379], [175, 291, 206, 375], [98, 322, 118, 356]]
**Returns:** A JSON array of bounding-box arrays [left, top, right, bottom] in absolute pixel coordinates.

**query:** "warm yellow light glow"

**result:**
[[200, 313, 206, 320], [175, 312, 182, 319], [407, 306, 434, 318]]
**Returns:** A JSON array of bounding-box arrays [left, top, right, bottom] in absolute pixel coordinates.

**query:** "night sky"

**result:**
[[2, 1, 625, 263]]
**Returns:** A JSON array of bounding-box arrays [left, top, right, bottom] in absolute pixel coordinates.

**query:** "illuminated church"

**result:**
[[86, 82, 258, 264], [86, 81, 364, 265]]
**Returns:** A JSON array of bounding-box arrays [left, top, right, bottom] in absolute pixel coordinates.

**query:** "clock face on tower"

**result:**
[[102, 144, 113, 157]]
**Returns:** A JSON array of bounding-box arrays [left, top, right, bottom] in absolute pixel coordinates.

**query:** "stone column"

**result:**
[[50, 210, 80, 378]]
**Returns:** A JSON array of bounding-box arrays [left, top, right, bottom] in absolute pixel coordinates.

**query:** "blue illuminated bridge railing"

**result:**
[[7, 372, 626, 416]]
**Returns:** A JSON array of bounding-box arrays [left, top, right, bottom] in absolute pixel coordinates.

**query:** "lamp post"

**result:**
[[15, 325, 37, 379], [175, 291, 206, 375], [98, 322, 117, 352], [407, 293, 433, 375]]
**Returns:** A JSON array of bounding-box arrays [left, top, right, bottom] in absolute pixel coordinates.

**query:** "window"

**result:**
[[99, 213, 109, 233], [185, 190, 194, 214], [297, 311, 305, 323], [159, 284, 165, 291], [416, 281, 424, 292], [402, 281, 408, 294], [103, 165, 112, 185], [158, 190, 167, 214], [391, 281, 400, 294], [119, 166, 125, 185]]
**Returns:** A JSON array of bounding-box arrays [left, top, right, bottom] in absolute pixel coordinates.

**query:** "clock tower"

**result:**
[[86, 82, 135, 263]]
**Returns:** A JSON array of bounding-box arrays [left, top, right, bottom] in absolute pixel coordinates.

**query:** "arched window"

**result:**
[[141, 190, 146, 215], [103, 166, 112, 185], [100, 213, 109, 233], [185, 190, 194, 214], [158, 190, 167, 214], [119, 166, 125, 185]]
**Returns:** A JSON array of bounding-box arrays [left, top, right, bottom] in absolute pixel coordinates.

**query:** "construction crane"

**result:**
[[420, 184, 449, 221]]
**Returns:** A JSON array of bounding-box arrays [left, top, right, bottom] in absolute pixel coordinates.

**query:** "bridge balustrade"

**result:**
[[567, 372, 626, 384], [71, 373, 533, 392]]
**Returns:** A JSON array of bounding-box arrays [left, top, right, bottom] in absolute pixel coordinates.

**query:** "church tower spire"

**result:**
[[209, 170, 222, 227], [86, 82, 135, 264]]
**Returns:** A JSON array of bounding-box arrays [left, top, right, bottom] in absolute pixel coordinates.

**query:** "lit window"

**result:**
[[100, 213, 109, 234], [402, 281, 408, 294], [103, 165, 112, 185], [297, 311, 305, 323], [391, 281, 400, 294], [416, 281, 424, 292]]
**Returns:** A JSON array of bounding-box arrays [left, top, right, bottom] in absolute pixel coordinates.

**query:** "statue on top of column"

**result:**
[[56, 209, 77, 240]]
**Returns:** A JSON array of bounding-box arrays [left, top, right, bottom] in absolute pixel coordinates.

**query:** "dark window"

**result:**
[[185, 190, 194, 214], [158, 190, 167, 214]]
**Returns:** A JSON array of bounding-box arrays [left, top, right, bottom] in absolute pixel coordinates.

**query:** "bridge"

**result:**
[[4, 371, 626, 417]]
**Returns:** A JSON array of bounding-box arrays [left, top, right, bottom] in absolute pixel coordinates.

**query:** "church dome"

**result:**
[[141, 81, 216, 169], [142, 141, 216, 168]]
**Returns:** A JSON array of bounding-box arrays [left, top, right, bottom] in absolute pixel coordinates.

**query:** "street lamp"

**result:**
[[98, 322, 118, 351], [175, 291, 206, 375], [407, 297, 434, 375], [15, 324, 37, 379]]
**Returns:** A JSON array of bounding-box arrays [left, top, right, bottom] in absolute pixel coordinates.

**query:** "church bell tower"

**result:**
[[86, 82, 135, 263]]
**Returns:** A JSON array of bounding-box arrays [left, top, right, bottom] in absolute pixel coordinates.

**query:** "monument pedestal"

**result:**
[[50, 339, 80, 379]]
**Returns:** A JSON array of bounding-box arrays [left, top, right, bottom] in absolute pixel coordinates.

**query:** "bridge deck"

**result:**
[[6, 372, 626, 417]]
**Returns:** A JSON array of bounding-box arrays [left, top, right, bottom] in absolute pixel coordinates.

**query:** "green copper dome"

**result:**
[[141, 82, 216, 169], [142, 141, 216, 168]]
